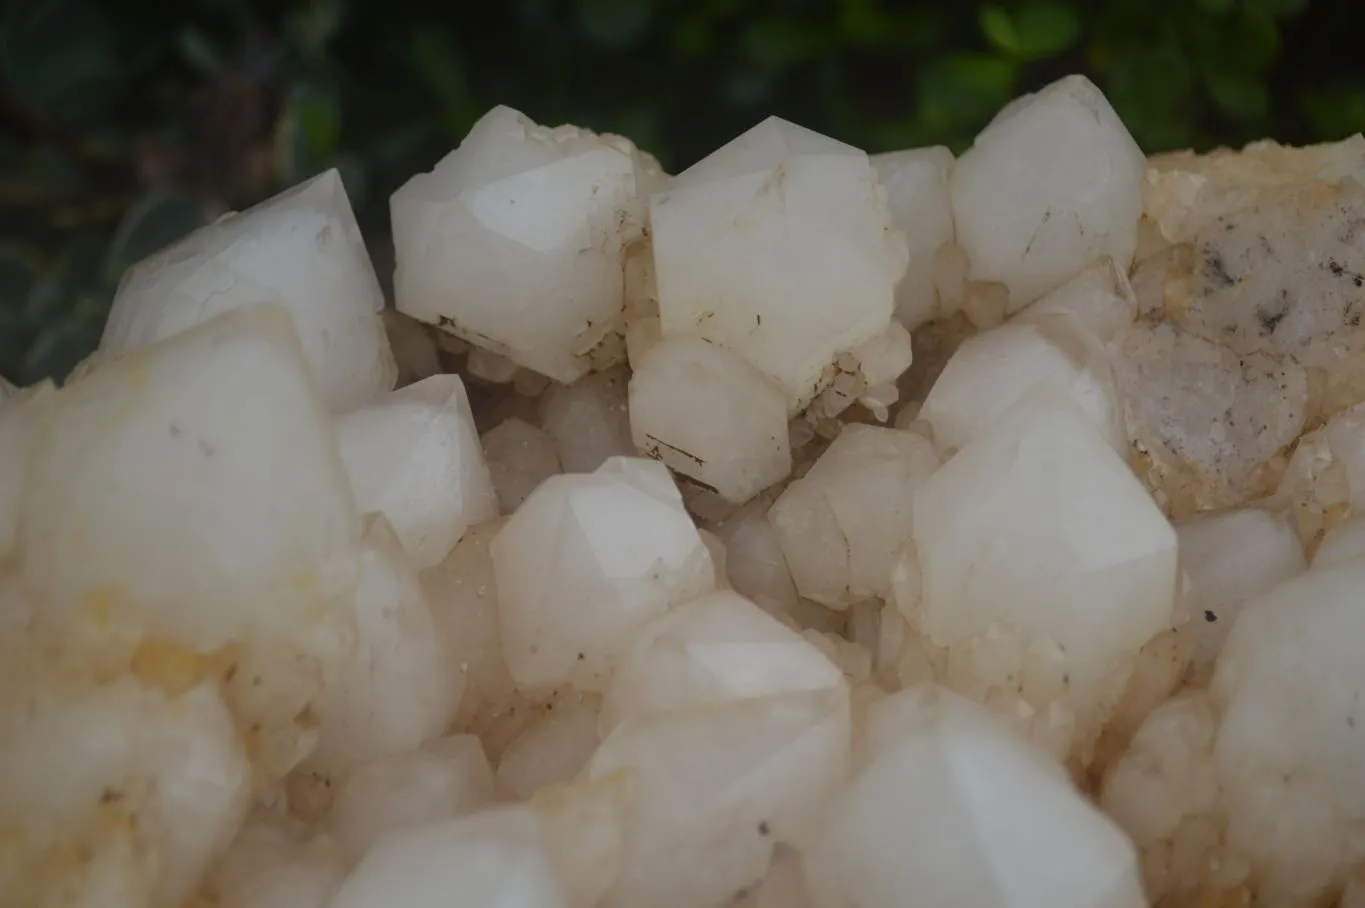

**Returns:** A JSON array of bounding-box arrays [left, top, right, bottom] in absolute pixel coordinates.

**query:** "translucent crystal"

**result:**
[[481, 417, 562, 513], [584, 688, 850, 908], [871, 147, 956, 330], [629, 337, 791, 504], [327, 735, 496, 864], [805, 684, 1145, 908], [495, 696, 601, 798], [391, 106, 662, 382], [338, 374, 498, 569], [103, 170, 395, 412], [1014, 257, 1136, 343], [490, 457, 715, 693], [910, 392, 1179, 762], [769, 425, 939, 607], [207, 811, 346, 908], [600, 590, 845, 731], [328, 805, 569, 908], [951, 75, 1145, 309], [714, 500, 804, 622], [539, 366, 634, 473], [651, 116, 908, 410], [920, 316, 1126, 457]]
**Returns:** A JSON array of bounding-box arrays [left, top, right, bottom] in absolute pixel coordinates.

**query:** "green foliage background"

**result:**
[[1, 0, 1362, 385]]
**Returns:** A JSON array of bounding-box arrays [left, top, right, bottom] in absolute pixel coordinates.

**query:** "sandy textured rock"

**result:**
[[103, 170, 395, 412], [651, 116, 907, 410]]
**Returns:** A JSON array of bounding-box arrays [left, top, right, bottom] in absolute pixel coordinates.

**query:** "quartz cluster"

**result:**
[[5, 72, 1365, 908]]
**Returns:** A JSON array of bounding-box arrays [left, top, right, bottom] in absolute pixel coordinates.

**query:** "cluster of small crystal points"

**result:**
[[8, 72, 1365, 908]]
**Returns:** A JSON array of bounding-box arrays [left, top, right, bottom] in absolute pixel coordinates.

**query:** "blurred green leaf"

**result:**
[[1304, 84, 1365, 139], [1106, 42, 1195, 150], [103, 191, 203, 284], [0, 0, 122, 129], [407, 28, 478, 138], [577, 0, 655, 48], [1011, 1, 1082, 60], [918, 53, 1018, 141], [1205, 69, 1269, 122], [1247, 0, 1309, 19], [1196, 0, 1235, 14], [743, 18, 829, 69], [176, 26, 223, 76], [979, 6, 1019, 56]]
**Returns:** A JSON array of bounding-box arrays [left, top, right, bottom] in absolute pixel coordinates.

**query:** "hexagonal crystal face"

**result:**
[[650, 116, 908, 411], [392, 106, 663, 383]]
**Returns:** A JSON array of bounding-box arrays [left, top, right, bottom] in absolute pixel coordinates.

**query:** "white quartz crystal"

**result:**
[[871, 146, 956, 330], [1314, 514, 1365, 566], [530, 774, 632, 908], [585, 687, 850, 908], [103, 169, 395, 412], [651, 116, 908, 410], [338, 374, 498, 569], [327, 735, 496, 864], [806, 684, 1145, 908], [481, 417, 562, 513], [951, 75, 1145, 309], [600, 590, 845, 731], [920, 316, 1126, 456], [304, 516, 462, 779], [769, 425, 939, 607], [1014, 256, 1136, 343], [909, 392, 1179, 761], [391, 106, 663, 382], [629, 337, 791, 503], [18, 304, 361, 776], [328, 805, 569, 908], [490, 457, 715, 693], [208, 812, 347, 908], [495, 697, 602, 798], [1175, 507, 1305, 683], [539, 366, 634, 473]]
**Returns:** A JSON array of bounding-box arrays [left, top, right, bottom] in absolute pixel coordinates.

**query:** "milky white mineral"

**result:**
[[328, 805, 569, 908], [327, 735, 496, 864], [337, 374, 498, 569], [629, 337, 791, 503], [909, 392, 1179, 762], [490, 457, 715, 693], [539, 365, 635, 473], [951, 75, 1145, 310], [102, 169, 396, 412], [1174, 507, 1305, 683], [481, 417, 562, 513], [391, 106, 664, 383], [585, 687, 849, 908], [769, 424, 939, 608], [1014, 256, 1136, 343], [805, 684, 1145, 908], [599, 590, 845, 731], [871, 146, 956, 330], [495, 696, 602, 798], [650, 116, 908, 410], [1313, 514, 1365, 566], [302, 516, 462, 780], [206, 810, 346, 908], [920, 315, 1126, 456]]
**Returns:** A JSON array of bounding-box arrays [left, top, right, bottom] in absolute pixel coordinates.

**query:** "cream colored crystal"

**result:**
[[1014, 256, 1136, 343], [207, 811, 346, 908], [490, 457, 715, 693], [600, 590, 845, 731], [327, 735, 496, 865], [651, 116, 908, 410], [951, 75, 1145, 309], [495, 696, 601, 798], [103, 169, 395, 412], [769, 425, 939, 608], [910, 392, 1179, 762], [338, 374, 498, 569], [806, 684, 1145, 908], [585, 687, 850, 908], [481, 417, 562, 513], [921, 315, 1126, 456], [870, 146, 956, 330], [539, 366, 634, 473], [391, 106, 662, 383], [629, 337, 791, 504]]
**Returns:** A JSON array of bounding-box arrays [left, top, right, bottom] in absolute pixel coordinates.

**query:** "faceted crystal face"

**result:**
[[539, 366, 635, 474], [585, 688, 850, 908], [651, 116, 908, 410], [629, 337, 791, 504], [951, 75, 1145, 309], [103, 169, 396, 413], [391, 106, 659, 383], [910, 393, 1178, 754], [805, 684, 1146, 908], [328, 806, 569, 908], [338, 375, 498, 570], [1014, 257, 1135, 343], [871, 147, 956, 331], [489, 457, 715, 693], [921, 317, 1126, 457], [481, 417, 562, 513], [769, 425, 939, 607], [600, 590, 845, 730]]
